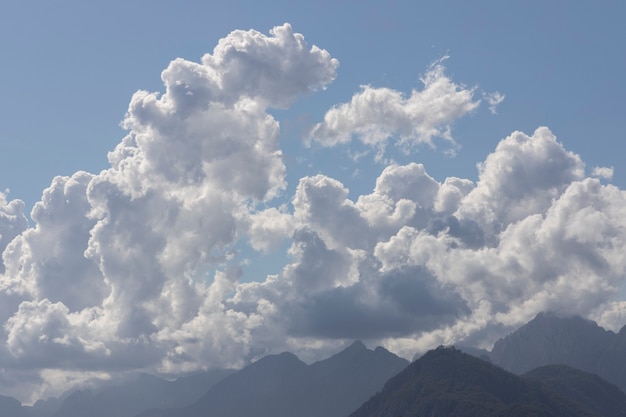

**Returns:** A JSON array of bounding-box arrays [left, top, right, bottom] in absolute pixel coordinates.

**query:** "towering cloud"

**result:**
[[1, 23, 625, 403], [0, 23, 338, 401]]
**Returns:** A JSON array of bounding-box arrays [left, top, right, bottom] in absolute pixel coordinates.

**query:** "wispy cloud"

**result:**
[[484, 91, 505, 114]]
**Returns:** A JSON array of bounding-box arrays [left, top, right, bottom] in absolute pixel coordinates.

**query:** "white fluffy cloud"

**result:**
[[308, 58, 481, 153], [592, 166, 614, 180], [0, 191, 28, 274], [229, 126, 626, 360], [232, 125, 626, 359], [0, 23, 338, 401], [1, 23, 626, 404], [458, 127, 585, 237]]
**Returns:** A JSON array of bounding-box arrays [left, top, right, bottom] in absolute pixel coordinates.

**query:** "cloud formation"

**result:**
[[1, 23, 626, 403], [0, 23, 338, 401], [308, 58, 481, 153], [0, 191, 28, 275]]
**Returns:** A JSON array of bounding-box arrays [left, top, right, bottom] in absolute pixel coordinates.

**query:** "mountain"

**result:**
[[456, 345, 492, 362], [490, 312, 626, 392], [350, 346, 599, 417], [525, 365, 626, 417], [27, 397, 64, 417], [0, 394, 66, 417], [599, 322, 626, 389], [491, 312, 613, 374], [0, 395, 25, 417], [140, 340, 409, 417], [49, 369, 233, 417], [306, 341, 409, 417]]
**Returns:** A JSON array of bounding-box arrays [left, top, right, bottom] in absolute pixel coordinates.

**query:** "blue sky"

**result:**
[[2, 1, 624, 209], [1, 0, 626, 403]]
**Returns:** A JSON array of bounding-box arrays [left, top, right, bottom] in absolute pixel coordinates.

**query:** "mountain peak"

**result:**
[[491, 311, 623, 389], [248, 351, 305, 372], [344, 340, 367, 352], [177, 339, 408, 417], [350, 347, 597, 417], [532, 311, 595, 325], [373, 346, 391, 354]]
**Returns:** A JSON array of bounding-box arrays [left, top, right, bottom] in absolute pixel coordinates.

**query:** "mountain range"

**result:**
[[139, 340, 409, 417], [3, 312, 626, 417]]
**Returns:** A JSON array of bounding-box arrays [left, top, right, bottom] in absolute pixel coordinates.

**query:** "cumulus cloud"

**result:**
[[0, 23, 339, 402], [246, 207, 295, 252], [2, 173, 105, 314], [592, 166, 614, 180], [458, 127, 585, 237], [308, 57, 480, 153], [0, 191, 28, 274], [1, 22, 626, 405], [234, 126, 626, 358]]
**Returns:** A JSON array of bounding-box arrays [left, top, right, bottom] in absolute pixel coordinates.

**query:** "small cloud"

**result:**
[[483, 91, 505, 114], [308, 58, 480, 153], [592, 166, 614, 180]]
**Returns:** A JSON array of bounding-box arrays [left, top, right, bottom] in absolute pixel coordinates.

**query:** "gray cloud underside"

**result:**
[[1, 24, 625, 402]]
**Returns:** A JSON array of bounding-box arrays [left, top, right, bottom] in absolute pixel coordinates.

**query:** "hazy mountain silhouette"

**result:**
[[139, 340, 409, 417], [490, 312, 626, 392], [48, 369, 233, 417], [0, 393, 67, 417], [350, 346, 601, 417], [0, 395, 24, 417]]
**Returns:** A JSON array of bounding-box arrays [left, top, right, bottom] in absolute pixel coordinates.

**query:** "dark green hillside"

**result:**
[[350, 346, 597, 417], [525, 365, 626, 417]]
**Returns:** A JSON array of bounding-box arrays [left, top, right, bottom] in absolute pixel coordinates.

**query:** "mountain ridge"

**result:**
[[350, 346, 605, 417], [524, 364, 626, 417], [5, 313, 626, 417], [490, 312, 626, 392], [140, 340, 409, 417]]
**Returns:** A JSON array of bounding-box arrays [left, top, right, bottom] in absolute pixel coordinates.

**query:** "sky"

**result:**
[[1, 0, 625, 404]]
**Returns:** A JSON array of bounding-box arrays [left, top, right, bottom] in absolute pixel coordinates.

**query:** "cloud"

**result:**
[[233, 126, 626, 357], [1, 173, 106, 314], [592, 166, 614, 180], [308, 57, 480, 153], [0, 23, 339, 401], [458, 127, 585, 237], [158, 23, 338, 113], [291, 163, 440, 251], [484, 91, 505, 114], [1, 23, 626, 404], [287, 264, 468, 339], [0, 191, 28, 275], [246, 207, 295, 252], [595, 301, 626, 332]]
